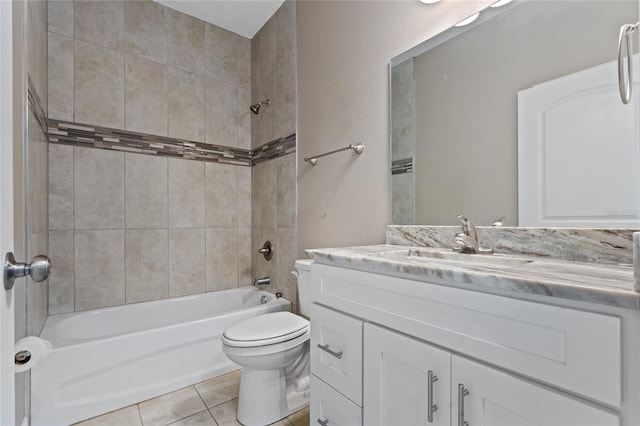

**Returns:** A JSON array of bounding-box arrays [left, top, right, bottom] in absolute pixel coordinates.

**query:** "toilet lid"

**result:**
[[223, 311, 309, 347]]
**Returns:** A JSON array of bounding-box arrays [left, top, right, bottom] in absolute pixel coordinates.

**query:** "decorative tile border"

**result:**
[[47, 119, 296, 166], [391, 157, 413, 175], [251, 133, 296, 165]]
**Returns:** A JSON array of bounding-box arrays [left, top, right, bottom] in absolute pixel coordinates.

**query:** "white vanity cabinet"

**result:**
[[310, 262, 635, 425], [364, 324, 618, 426]]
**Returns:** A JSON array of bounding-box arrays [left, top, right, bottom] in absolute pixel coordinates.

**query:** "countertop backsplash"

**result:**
[[386, 225, 637, 265]]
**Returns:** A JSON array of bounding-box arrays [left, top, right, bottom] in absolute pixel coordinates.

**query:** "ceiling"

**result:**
[[154, 0, 285, 39]]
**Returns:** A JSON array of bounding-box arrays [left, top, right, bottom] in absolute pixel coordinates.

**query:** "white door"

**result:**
[[518, 56, 640, 227], [363, 324, 451, 426], [451, 356, 619, 426], [0, 0, 16, 423]]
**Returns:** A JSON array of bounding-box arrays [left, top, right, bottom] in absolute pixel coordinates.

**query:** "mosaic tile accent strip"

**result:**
[[47, 120, 297, 166], [251, 133, 297, 165], [48, 120, 252, 165], [391, 157, 413, 175], [28, 77, 48, 135]]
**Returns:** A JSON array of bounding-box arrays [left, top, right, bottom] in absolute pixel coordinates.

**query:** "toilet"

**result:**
[[222, 259, 313, 426]]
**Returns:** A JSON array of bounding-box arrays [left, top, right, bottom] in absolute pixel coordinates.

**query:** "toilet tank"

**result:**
[[294, 259, 313, 317]]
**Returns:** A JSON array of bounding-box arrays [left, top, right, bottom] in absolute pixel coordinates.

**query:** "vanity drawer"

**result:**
[[312, 263, 622, 407], [311, 374, 362, 426], [311, 303, 363, 405]]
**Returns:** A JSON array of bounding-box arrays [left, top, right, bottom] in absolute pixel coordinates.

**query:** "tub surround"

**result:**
[[47, 0, 298, 313], [251, 1, 299, 311], [306, 226, 640, 309]]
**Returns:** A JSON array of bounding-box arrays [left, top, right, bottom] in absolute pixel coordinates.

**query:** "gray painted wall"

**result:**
[[296, 0, 492, 255]]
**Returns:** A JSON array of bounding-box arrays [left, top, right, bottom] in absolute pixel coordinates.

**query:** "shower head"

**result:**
[[250, 99, 270, 115]]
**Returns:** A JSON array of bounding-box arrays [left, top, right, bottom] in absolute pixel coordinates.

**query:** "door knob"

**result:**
[[3, 252, 51, 290]]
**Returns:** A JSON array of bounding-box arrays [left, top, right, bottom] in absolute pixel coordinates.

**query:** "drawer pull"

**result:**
[[427, 370, 438, 423], [317, 418, 329, 426], [317, 343, 343, 359], [458, 383, 470, 426]]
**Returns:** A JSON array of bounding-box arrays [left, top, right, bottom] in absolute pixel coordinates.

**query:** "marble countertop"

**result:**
[[305, 244, 640, 310]]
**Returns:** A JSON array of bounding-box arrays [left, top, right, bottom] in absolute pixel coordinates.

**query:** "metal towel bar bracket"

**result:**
[[304, 143, 364, 166]]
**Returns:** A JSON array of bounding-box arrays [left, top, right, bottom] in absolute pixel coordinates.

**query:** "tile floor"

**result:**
[[72, 370, 310, 426]]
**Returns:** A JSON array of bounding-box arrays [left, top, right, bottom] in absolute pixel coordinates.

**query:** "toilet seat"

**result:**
[[222, 311, 309, 348]]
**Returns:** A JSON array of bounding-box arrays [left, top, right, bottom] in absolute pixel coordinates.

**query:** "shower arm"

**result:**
[[304, 144, 364, 166]]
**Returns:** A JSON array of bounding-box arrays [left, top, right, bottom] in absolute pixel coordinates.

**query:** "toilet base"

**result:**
[[237, 368, 310, 426]]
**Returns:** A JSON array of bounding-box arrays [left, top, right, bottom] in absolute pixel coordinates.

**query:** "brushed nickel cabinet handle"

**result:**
[[427, 370, 439, 423], [458, 383, 470, 426], [317, 343, 343, 359]]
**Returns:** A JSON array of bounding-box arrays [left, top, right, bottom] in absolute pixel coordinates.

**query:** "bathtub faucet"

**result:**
[[253, 276, 271, 286]]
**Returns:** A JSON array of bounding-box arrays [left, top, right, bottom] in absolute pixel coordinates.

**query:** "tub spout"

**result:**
[[253, 276, 271, 286]]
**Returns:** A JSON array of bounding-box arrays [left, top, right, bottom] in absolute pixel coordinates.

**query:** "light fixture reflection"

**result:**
[[454, 12, 480, 27], [419, 0, 441, 3]]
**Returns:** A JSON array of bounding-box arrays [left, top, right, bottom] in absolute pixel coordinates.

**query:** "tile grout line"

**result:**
[[166, 157, 170, 298], [206, 406, 221, 426], [203, 163, 207, 293], [123, 152, 127, 305], [160, 397, 211, 426], [202, 161, 206, 294], [192, 384, 208, 409], [72, 145, 76, 312], [135, 403, 144, 426], [236, 165, 240, 288]]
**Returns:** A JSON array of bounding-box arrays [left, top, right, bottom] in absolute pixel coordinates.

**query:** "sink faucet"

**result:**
[[453, 215, 493, 254]]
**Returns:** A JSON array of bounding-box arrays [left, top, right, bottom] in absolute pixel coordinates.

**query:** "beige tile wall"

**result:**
[[47, 0, 253, 313], [26, 0, 49, 337], [251, 1, 297, 149], [22, 2, 49, 423], [48, 146, 253, 313], [47, 0, 251, 148], [251, 2, 298, 311], [48, 0, 298, 313]]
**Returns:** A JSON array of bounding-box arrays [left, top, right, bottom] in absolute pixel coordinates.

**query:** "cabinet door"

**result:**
[[311, 375, 362, 426], [364, 323, 451, 426], [451, 356, 619, 426]]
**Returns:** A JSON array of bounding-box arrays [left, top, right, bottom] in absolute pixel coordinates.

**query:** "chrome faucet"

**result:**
[[452, 215, 493, 254], [253, 276, 271, 286]]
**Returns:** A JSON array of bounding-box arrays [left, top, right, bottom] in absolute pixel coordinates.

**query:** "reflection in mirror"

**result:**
[[391, 0, 639, 227]]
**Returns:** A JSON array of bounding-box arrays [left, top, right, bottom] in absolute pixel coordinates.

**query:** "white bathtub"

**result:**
[[31, 287, 290, 426]]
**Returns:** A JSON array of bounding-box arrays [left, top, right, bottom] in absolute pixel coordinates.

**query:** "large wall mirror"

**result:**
[[391, 0, 640, 227]]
